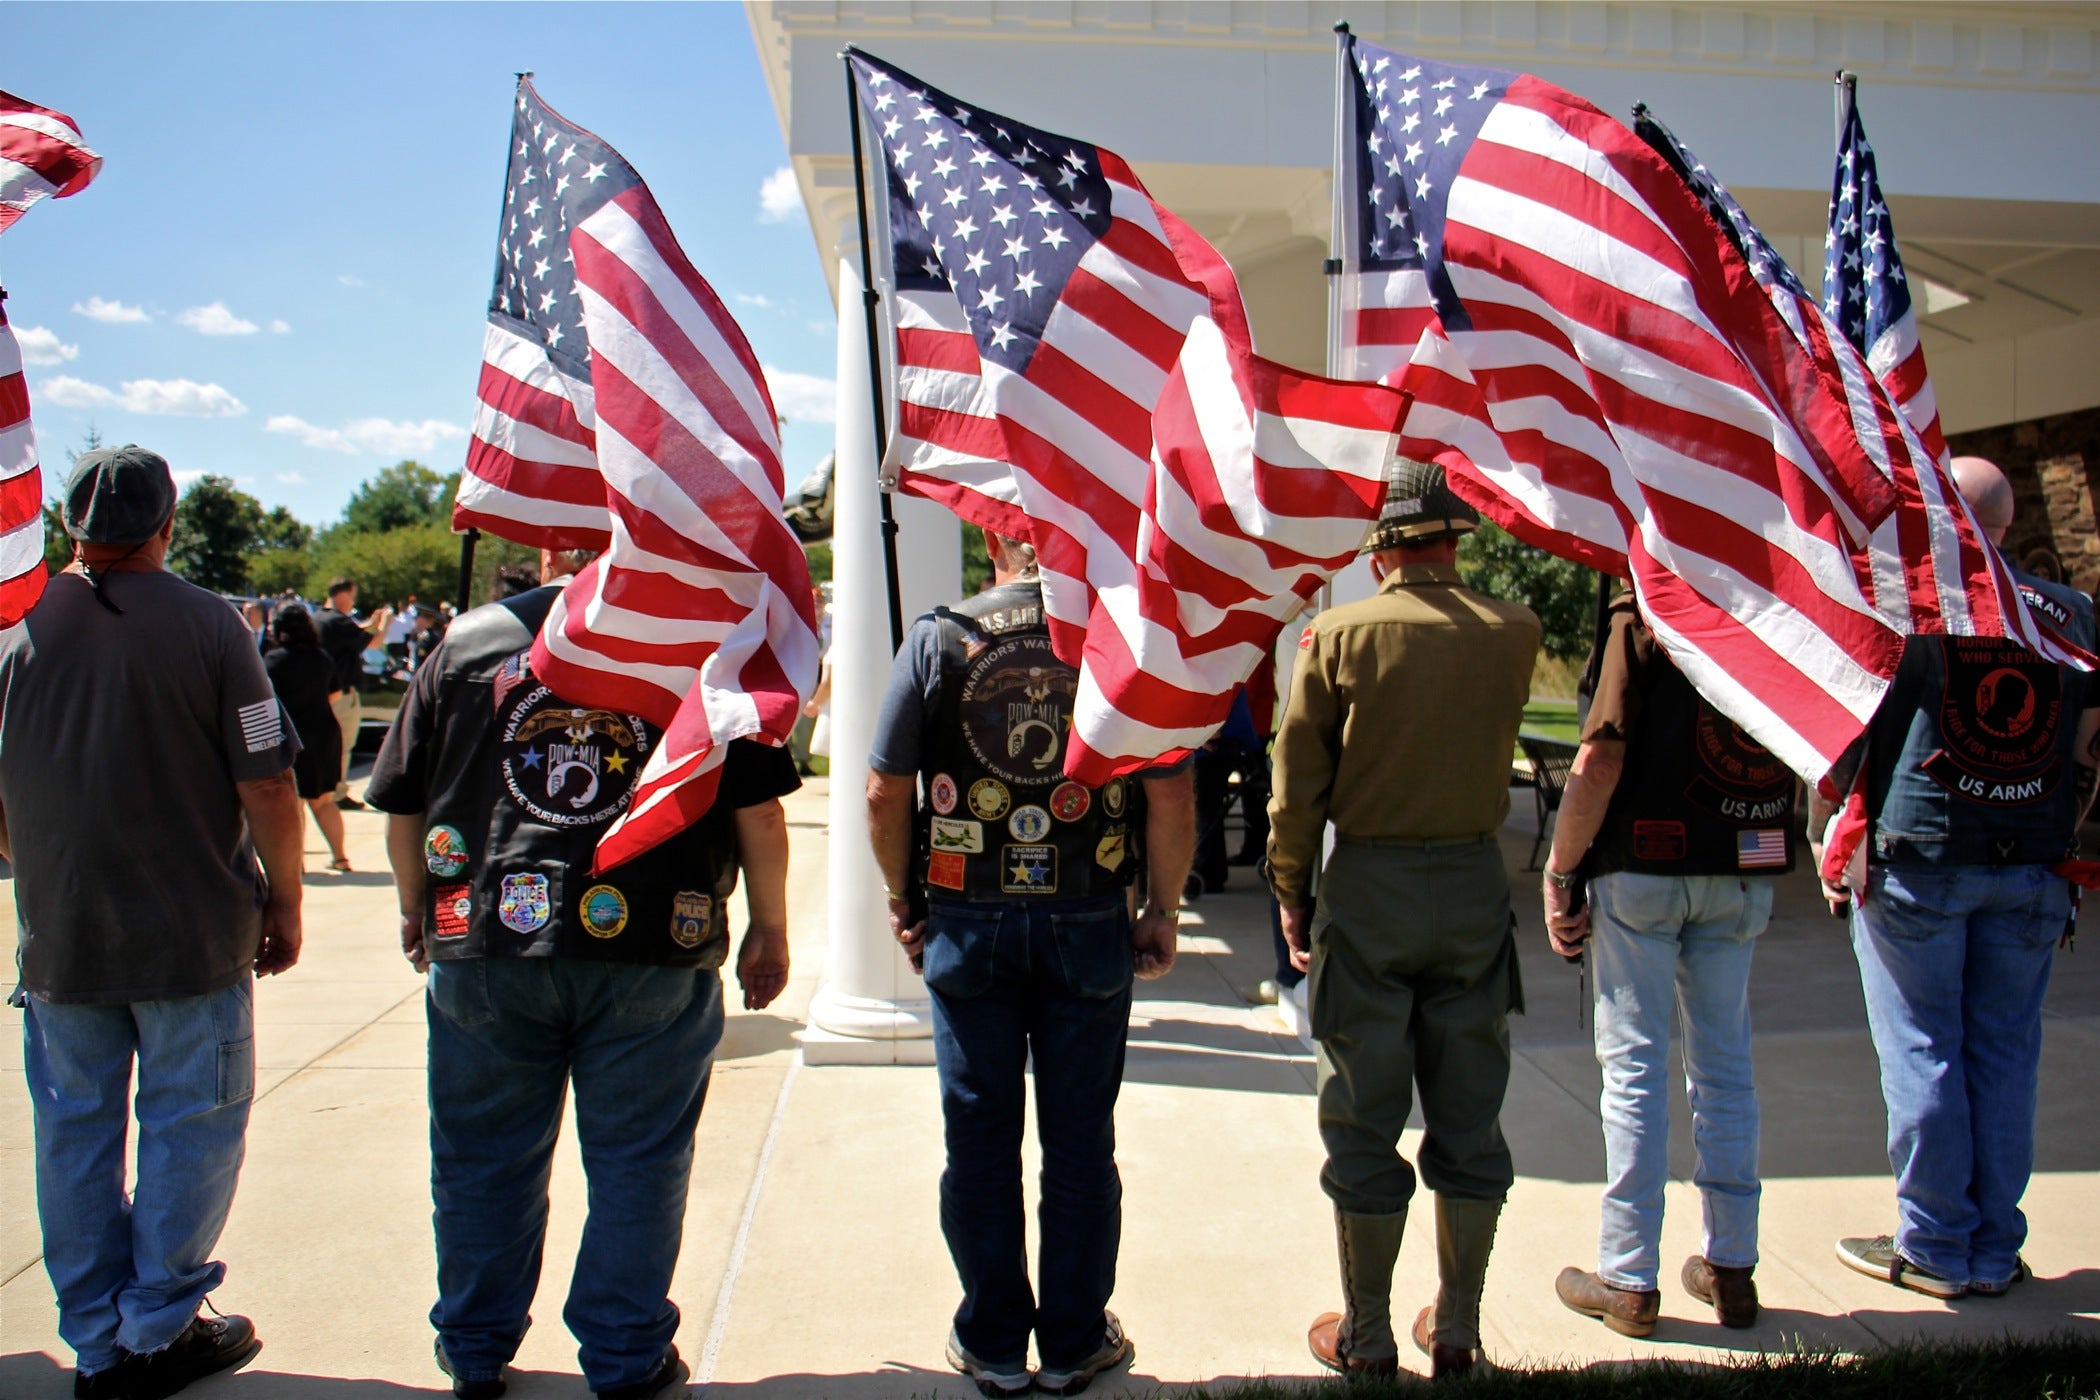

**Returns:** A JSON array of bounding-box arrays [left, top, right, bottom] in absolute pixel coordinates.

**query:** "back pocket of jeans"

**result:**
[[428, 960, 496, 1028], [923, 906, 1002, 1000], [216, 1036, 254, 1106], [1049, 905, 1132, 1001], [614, 965, 700, 1024]]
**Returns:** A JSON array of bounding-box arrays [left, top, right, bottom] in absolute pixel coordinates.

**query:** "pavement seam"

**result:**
[[695, 1048, 803, 1393]]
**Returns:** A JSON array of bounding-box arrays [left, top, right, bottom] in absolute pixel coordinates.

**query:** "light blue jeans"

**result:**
[[22, 978, 255, 1373], [1852, 862, 2064, 1287], [1589, 873, 1769, 1292]]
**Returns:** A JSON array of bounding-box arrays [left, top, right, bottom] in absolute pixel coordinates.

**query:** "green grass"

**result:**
[[1521, 700, 1581, 749]]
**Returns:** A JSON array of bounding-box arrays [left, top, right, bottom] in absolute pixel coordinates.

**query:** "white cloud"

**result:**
[[338, 274, 363, 287], [74, 296, 151, 324], [177, 302, 260, 336], [172, 469, 208, 485], [39, 375, 247, 417], [13, 325, 78, 366], [733, 292, 776, 310], [269, 319, 291, 334], [762, 365, 836, 425], [265, 414, 468, 456], [758, 165, 802, 224], [275, 471, 306, 485]]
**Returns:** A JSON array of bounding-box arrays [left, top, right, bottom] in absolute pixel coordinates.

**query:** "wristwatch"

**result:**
[[1542, 866, 1580, 891]]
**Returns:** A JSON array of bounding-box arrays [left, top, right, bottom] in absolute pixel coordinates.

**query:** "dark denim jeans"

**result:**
[[923, 896, 1133, 1371], [425, 957, 722, 1393]]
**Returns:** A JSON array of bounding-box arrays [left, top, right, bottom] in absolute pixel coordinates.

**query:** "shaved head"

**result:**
[[1951, 455, 2015, 546]]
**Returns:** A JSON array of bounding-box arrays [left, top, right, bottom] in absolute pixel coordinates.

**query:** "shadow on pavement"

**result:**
[[301, 870, 399, 888]]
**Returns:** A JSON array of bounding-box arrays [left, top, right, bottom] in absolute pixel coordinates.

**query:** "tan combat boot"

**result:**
[[1410, 1194, 1502, 1380], [1307, 1206, 1406, 1376]]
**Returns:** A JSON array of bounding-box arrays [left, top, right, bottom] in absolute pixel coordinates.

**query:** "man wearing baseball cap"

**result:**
[[2, 445, 307, 1400], [1268, 458, 1539, 1379]]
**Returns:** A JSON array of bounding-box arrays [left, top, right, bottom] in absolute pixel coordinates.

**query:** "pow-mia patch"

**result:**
[[930, 773, 959, 816], [1002, 844, 1057, 894], [497, 671, 651, 828], [1685, 700, 1793, 825], [931, 817, 983, 854], [927, 851, 968, 890], [498, 873, 552, 934], [424, 824, 469, 878], [1050, 781, 1090, 822], [1926, 637, 2065, 805], [958, 633, 1076, 788], [968, 778, 1010, 821], [1095, 827, 1127, 872], [1632, 820, 1687, 863], [580, 884, 629, 939], [1008, 804, 1051, 842], [433, 883, 472, 939], [670, 890, 713, 949], [1102, 778, 1127, 819]]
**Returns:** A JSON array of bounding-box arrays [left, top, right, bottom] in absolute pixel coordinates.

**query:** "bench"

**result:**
[[1516, 734, 1579, 872]]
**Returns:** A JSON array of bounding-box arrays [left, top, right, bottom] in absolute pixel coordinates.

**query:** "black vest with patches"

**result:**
[[414, 588, 740, 967], [1589, 652, 1797, 878], [916, 581, 1139, 903]]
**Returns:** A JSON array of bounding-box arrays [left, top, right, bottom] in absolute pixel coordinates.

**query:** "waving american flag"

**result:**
[[461, 79, 818, 868], [850, 49, 1406, 784]]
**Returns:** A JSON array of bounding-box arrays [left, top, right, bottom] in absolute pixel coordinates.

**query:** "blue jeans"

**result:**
[[23, 978, 255, 1373], [1852, 862, 2064, 1286], [923, 897, 1133, 1371], [1589, 874, 1767, 1292], [425, 958, 723, 1393]]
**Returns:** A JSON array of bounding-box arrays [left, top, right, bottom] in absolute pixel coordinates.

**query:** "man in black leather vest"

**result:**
[[867, 529, 1194, 1399], [368, 548, 796, 1400], [1544, 589, 1792, 1336]]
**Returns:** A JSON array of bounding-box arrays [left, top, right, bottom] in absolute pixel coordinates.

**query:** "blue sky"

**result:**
[[1, 2, 837, 527]]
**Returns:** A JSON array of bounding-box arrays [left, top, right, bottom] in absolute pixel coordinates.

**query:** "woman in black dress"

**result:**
[[265, 604, 351, 872]]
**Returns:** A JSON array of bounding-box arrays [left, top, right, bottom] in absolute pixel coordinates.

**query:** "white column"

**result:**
[[804, 254, 958, 1065]]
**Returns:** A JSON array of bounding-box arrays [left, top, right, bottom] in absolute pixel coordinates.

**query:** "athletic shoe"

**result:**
[[1035, 1312, 1134, 1396], [944, 1330, 1031, 1399], [1835, 1234, 1967, 1299], [1969, 1259, 2029, 1298]]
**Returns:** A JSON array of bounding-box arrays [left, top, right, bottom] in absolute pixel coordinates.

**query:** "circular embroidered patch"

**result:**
[[498, 675, 651, 829], [424, 824, 469, 877], [1008, 804, 1051, 842], [1049, 781, 1090, 822], [930, 773, 959, 815], [968, 778, 1011, 821], [580, 884, 629, 939]]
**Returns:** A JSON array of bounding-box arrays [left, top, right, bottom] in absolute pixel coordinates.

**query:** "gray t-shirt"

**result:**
[[1, 570, 300, 1002]]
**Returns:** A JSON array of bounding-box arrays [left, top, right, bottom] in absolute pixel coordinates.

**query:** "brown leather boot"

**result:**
[[1554, 1267, 1661, 1337], [1308, 1207, 1406, 1375], [1682, 1256, 1759, 1328], [1410, 1306, 1487, 1379], [1410, 1195, 1503, 1379]]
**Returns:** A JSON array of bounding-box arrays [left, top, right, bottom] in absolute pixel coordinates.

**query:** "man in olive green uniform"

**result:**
[[1268, 459, 1540, 1380]]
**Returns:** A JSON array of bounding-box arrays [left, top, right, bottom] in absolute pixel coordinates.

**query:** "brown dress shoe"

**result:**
[[1410, 1306, 1488, 1380], [1682, 1256, 1758, 1328], [1307, 1312, 1399, 1375], [1554, 1267, 1661, 1337]]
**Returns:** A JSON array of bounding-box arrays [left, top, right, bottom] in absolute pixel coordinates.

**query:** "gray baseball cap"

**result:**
[[62, 445, 177, 545]]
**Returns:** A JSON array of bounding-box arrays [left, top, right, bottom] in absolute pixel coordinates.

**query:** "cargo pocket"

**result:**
[[214, 977, 255, 1106], [922, 905, 1003, 1000], [1049, 904, 1133, 1000]]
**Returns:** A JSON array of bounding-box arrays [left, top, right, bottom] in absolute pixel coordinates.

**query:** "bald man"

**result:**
[[1813, 455, 2100, 1301]]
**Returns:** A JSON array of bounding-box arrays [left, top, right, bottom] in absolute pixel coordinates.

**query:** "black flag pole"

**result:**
[[842, 51, 906, 654], [454, 527, 479, 614]]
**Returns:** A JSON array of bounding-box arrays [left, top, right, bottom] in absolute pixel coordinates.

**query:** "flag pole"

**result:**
[[454, 527, 479, 612], [1320, 21, 1353, 618], [842, 52, 906, 654], [1834, 68, 1856, 142]]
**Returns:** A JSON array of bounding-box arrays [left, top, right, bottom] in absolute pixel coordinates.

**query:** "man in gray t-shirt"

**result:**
[[1, 445, 307, 1400]]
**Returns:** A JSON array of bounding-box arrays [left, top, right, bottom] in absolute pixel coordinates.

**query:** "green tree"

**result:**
[[43, 426, 107, 574], [257, 505, 312, 553], [169, 475, 268, 593], [1457, 521, 1598, 662], [335, 460, 450, 536], [306, 521, 463, 607]]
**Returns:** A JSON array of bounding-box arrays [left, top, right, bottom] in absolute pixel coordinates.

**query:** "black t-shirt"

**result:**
[[317, 609, 369, 691], [264, 644, 337, 749]]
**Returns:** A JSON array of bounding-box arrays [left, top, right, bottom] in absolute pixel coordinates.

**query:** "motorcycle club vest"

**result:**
[[417, 587, 740, 967], [1866, 567, 2095, 867], [1589, 646, 1797, 877], [916, 580, 1140, 904]]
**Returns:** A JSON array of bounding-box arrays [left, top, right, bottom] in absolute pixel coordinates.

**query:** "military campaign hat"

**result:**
[[1362, 455, 1479, 552], [61, 444, 177, 545]]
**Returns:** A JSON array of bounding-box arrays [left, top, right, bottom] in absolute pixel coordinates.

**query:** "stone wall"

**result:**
[[1946, 406, 2100, 594]]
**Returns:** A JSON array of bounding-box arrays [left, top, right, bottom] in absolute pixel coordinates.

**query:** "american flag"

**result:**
[[1333, 36, 2079, 791], [849, 50, 1406, 784], [465, 79, 819, 869], [1737, 828, 1789, 869], [1, 89, 100, 628]]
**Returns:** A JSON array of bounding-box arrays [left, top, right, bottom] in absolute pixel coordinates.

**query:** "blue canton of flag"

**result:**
[[1823, 95, 1909, 357], [1345, 40, 1512, 330], [490, 85, 641, 380], [849, 50, 1111, 375]]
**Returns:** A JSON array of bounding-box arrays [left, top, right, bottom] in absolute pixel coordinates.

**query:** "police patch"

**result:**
[[1050, 781, 1090, 822], [1002, 844, 1057, 894], [1926, 637, 2065, 804], [927, 851, 968, 890], [958, 633, 1075, 788], [1008, 804, 1051, 842], [498, 873, 552, 934], [433, 883, 472, 939], [670, 890, 713, 949], [424, 824, 469, 878], [580, 884, 629, 939], [930, 817, 983, 854], [930, 773, 959, 815], [497, 674, 651, 828], [1102, 778, 1127, 818], [968, 778, 1010, 821]]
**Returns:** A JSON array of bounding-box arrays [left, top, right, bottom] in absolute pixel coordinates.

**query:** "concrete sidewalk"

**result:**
[[5, 776, 2099, 1398]]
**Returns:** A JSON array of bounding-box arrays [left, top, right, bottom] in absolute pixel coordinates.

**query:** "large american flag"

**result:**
[[849, 50, 1406, 784], [1333, 36, 2078, 789], [464, 80, 818, 869], [1, 89, 100, 628]]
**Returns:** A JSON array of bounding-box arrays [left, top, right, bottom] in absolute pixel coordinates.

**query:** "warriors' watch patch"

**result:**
[[497, 671, 651, 828], [1002, 843, 1057, 893], [433, 884, 472, 940], [1631, 821, 1686, 863], [670, 890, 713, 949], [424, 824, 469, 877], [958, 633, 1075, 788], [1008, 804, 1051, 842], [968, 778, 1010, 821], [931, 817, 983, 854], [927, 851, 968, 890], [930, 773, 959, 815], [580, 884, 629, 939], [498, 873, 552, 934], [1050, 781, 1090, 822]]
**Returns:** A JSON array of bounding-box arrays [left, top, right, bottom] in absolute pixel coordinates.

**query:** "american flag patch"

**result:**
[[1737, 829, 1788, 869], [237, 698, 283, 754]]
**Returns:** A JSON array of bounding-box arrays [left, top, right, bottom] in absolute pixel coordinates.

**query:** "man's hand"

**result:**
[[887, 894, 927, 973], [1809, 841, 1852, 916], [1279, 903, 1313, 974], [736, 924, 790, 1010], [400, 907, 429, 973], [1543, 874, 1589, 957], [255, 893, 304, 976], [1133, 905, 1179, 980]]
